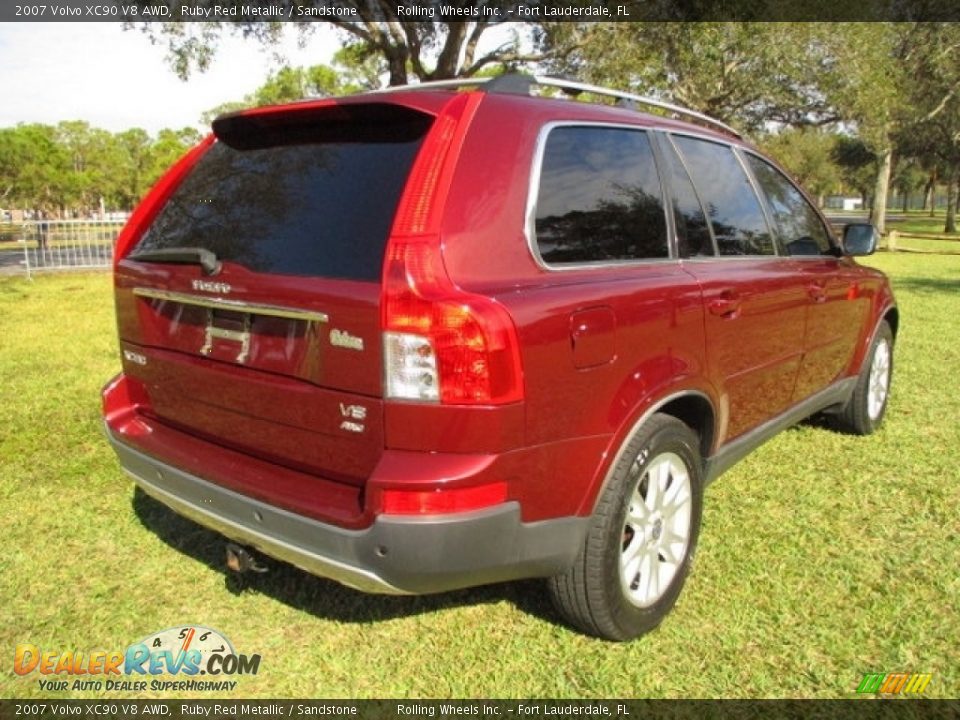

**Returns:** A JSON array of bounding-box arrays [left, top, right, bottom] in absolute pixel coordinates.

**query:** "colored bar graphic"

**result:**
[[857, 672, 932, 695]]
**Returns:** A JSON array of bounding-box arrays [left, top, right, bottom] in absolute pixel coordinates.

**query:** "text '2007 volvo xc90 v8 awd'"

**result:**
[[103, 74, 897, 641]]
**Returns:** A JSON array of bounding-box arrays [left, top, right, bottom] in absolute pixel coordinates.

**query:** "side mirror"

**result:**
[[842, 223, 879, 256]]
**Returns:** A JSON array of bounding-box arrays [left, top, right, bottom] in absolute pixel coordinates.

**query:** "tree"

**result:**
[[890, 157, 928, 212], [812, 24, 912, 234], [832, 136, 878, 207], [895, 23, 960, 233], [199, 44, 405, 124], [0, 122, 202, 215], [115, 128, 153, 209], [150, 128, 203, 181], [130, 13, 555, 87], [759, 128, 841, 206], [0, 124, 70, 214], [56, 121, 124, 214], [538, 23, 838, 132]]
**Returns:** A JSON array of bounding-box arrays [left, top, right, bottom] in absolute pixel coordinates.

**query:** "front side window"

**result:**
[[534, 126, 668, 265], [745, 154, 834, 256], [670, 135, 775, 257]]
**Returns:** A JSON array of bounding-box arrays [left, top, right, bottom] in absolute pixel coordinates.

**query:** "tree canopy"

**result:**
[[6, 20, 959, 230], [0, 122, 201, 216], [538, 22, 960, 233], [131, 14, 554, 86]]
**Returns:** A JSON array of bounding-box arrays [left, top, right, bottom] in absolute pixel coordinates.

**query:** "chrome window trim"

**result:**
[[776, 254, 843, 262], [679, 255, 792, 264], [524, 121, 675, 273], [132, 288, 330, 324]]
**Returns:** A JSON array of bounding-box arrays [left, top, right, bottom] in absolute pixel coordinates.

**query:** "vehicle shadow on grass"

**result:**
[[890, 275, 960, 294], [131, 488, 562, 628]]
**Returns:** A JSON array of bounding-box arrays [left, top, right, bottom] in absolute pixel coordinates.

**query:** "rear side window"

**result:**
[[659, 136, 715, 258], [534, 126, 668, 265], [135, 107, 431, 281], [670, 135, 775, 257], [745, 154, 834, 256]]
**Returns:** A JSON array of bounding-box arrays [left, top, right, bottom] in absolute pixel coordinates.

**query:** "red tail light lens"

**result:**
[[391, 92, 481, 237], [382, 91, 523, 406], [113, 135, 215, 267], [380, 481, 508, 515], [383, 241, 523, 405]]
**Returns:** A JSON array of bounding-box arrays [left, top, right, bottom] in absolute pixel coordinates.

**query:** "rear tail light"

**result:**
[[112, 135, 215, 267], [382, 92, 523, 406], [390, 92, 481, 238], [382, 241, 523, 404], [379, 481, 508, 515], [383, 330, 440, 402]]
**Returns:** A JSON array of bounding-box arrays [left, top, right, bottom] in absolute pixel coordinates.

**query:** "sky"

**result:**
[[0, 23, 341, 133]]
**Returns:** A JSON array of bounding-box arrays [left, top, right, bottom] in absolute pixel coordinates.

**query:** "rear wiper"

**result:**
[[128, 247, 220, 276]]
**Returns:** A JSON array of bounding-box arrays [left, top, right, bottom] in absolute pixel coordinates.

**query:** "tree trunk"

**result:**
[[901, 191, 909, 213], [385, 46, 408, 87], [869, 145, 892, 233], [924, 166, 937, 214], [946, 172, 958, 234], [434, 23, 467, 79]]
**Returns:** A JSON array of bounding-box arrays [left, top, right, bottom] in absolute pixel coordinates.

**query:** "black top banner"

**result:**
[[3, 0, 960, 22]]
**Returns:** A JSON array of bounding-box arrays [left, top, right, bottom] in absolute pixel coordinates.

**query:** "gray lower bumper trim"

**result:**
[[107, 427, 586, 595]]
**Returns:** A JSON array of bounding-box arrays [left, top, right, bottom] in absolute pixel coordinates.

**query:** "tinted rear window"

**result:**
[[135, 108, 431, 281], [534, 126, 668, 265]]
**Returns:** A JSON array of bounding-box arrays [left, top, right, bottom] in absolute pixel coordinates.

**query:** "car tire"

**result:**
[[548, 413, 704, 641], [836, 321, 894, 436]]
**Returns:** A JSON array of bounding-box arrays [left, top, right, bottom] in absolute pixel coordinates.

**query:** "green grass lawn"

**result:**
[[1, 254, 958, 699], [886, 211, 960, 254], [890, 210, 957, 236]]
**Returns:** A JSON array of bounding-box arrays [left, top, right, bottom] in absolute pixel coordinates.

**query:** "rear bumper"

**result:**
[[106, 425, 586, 595]]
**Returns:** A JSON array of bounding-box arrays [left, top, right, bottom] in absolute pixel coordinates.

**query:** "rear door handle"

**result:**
[[708, 290, 741, 318]]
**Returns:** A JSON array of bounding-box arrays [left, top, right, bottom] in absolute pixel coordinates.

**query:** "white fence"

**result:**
[[0, 220, 126, 278]]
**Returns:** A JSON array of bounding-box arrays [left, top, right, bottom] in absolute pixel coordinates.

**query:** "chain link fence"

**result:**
[[0, 220, 125, 278]]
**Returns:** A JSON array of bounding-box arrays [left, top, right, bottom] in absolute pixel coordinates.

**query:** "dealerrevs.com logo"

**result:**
[[14, 625, 261, 693]]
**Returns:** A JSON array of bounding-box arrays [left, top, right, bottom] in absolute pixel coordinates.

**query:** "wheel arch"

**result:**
[[883, 305, 899, 341], [852, 302, 899, 376], [581, 388, 717, 516]]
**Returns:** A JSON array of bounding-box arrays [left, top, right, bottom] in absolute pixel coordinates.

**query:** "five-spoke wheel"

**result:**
[[549, 414, 703, 641]]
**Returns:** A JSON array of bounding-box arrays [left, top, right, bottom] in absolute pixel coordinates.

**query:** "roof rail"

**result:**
[[374, 73, 741, 139]]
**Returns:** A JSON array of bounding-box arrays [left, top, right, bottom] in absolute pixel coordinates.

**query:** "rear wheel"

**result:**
[[836, 321, 894, 435], [548, 414, 703, 641]]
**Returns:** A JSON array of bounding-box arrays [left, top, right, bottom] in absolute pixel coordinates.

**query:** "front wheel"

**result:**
[[548, 414, 704, 641], [836, 321, 894, 435]]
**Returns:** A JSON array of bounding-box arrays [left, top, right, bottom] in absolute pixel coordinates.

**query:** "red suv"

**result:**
[[103, 75, 897, 641]]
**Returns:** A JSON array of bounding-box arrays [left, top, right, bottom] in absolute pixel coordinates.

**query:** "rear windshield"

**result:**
[[135, 107, 432, 281]]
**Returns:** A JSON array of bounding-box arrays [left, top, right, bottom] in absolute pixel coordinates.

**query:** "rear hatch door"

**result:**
[[115, 101, 435, 486]]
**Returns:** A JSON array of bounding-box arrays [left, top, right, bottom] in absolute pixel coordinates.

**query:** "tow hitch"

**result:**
[[225, 543, 269, 574]]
